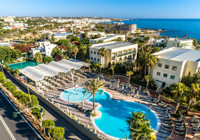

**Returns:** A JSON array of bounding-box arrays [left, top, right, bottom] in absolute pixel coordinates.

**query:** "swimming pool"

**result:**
[[88, 91, 159, 139], [61, 87, 93, 102], [8, 60, 39, 70], [61, 88, 159, 139]]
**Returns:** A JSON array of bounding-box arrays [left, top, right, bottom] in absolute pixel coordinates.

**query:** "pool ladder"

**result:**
[[121, 134, 128, 140]]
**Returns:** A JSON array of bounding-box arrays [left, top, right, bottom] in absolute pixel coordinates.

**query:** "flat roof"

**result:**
[[153, 47, 200, 62], [53, 33, 72, 36], [91, 42, 135, 50], [92, 34, 124, 41]]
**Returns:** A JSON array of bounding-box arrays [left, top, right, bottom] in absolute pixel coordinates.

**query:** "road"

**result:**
[[0, 91, 41, 140], [4, 72, 90, 140]]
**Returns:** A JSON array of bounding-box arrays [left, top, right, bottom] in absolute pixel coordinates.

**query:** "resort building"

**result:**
[[89, 34, 125, 44], [101, 23, 137, 33], [152, 47, 200, 88], [89, 42, 138, 68], [51, 33, 73, 42], [166, 38, 194, 49], [79, 31, 106, 39], [19, 59, 88, 87]]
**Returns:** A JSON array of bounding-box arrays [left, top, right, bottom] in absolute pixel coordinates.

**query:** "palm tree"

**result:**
[[170, 83, 187, 114], [88, 79, 104, 115], [126, 111, 156, 140], [126, 71, 134, 83], [86, 59, 91, 71], [174, 36, 178, 39], [34, 52, 43, 63], [139, 50, 148, 77], [147, 54, 158, 76], [109, 64, 116, 76], [72, 45, 79, 59], [145, 75, 150, 90], [97, 63, 102, 74], [186, 83, 200, 114], [99, 47, 108, 68]]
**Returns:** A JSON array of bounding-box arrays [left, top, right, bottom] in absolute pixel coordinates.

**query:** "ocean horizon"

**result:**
[[109, 19, 200, 41]]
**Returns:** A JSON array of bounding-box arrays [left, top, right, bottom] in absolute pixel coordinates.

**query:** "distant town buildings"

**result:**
[[89, 34, 125, 44], [89, 42, 138, 68], [101, 23, 137, 33], [3, 16, 14, 22]]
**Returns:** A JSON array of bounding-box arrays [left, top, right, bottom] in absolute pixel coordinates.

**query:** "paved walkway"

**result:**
[[4, 72, 90, 140], [43, 74, 173, 140]]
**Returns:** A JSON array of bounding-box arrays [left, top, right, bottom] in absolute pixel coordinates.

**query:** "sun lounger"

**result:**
[[175, 131, 184, 135], [163, 118, 171, 121], [164, 121, 172, 124], [176, 122, 184, 126], [174, 118, 182, 122], [193, 127, 200, 131], [164, 125, 172, 128], [163, 127, 172, 132]]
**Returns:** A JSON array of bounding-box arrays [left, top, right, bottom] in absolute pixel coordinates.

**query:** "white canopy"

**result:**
[[48, 61, 71, 73], [60, 59, 88, 69], [20, 66, 51, 82], [36, 64, 61, 76]]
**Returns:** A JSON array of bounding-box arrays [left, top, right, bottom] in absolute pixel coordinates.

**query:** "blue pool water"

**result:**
[[61, 88, 158, 139], [8, 60, 39, 70], [89, 91, 158, 139], [61, 87, 93, 102]]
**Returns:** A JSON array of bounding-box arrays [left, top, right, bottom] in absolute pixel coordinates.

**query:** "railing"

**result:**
[[121, 134, 128, 140]]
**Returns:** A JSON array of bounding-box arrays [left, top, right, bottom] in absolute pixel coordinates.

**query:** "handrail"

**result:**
[[121, 134, 128, 140]]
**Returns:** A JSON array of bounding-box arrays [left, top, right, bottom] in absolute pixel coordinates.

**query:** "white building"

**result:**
[[31, 41, 57, 57], [89, 42, 138, 68], [80, 31, 106, 39], [152, 47, 200, 88], [52, 33, 73, 42], [4, 17, 14, 22], [90, 34, 125, 44], [166, 38, 193, 49]]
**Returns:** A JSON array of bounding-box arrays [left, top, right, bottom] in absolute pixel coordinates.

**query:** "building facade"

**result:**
[[101, 23, 137, 33], [89, 34, 125, 44], [166, 38, 193, 49], [152, 48, 200, 87], [89, 42, 138, 68]]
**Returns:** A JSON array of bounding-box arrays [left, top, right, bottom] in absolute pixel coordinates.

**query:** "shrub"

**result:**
[[3, 81, 13, 89], [32, 106, 45, 119], [42, 119, 55, 129], [13, 91, 23, 99], [48, 127, 65, 140], [18, 93, 30, 105], [8, 86, 17, 93], [30, 95, 39, 107]]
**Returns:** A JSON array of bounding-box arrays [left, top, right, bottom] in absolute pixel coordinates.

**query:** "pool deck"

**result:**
[[44, 74, 173, 140]]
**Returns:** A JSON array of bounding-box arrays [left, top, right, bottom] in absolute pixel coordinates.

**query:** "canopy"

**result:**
[[20, 66, 51, 82], [60, 59, 88, 69], [48, 61, 71, 73], [36, 64, 61, 76]]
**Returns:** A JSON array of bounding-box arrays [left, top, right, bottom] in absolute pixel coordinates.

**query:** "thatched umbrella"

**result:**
[[86, 123, 90, 129], [74, 114, 77, 120], [118, 79, 120, 83], [66, 108, 69, 114], [93, 128, 97, 134], [136, 90, 139, 96], [117, 83, 119, 88], [69, 111, 72, 117], [82, 101, 84, 106]]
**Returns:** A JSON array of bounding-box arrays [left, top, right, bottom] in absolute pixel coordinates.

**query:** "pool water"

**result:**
[[89, 92, 158, 139], [61, 87, 93, 102], [8, 60, 39, 69]]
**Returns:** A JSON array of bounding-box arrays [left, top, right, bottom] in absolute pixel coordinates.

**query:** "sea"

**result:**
[[109, 19, 200, 41]]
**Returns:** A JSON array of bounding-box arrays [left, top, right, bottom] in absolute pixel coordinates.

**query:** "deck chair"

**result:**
[[174, 131, 184, 135]]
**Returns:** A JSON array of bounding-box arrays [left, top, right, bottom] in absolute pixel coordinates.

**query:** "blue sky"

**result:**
[[1, 0, 200, 18]]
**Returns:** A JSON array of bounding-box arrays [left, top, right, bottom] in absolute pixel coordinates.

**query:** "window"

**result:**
[[172, 66, 177, 71], [163, 73, 168, 77], [97, 59, 99, 61], [94, 51, 96, 55], [91, 51, 93, 54], [171, 75, 175, 79], [97, 52, 99, 55], [165, 64, 169, 69], [157, 72, 160, 76], [158, 63, 162, 67], [91, 57, 93, 60], [94, 58, 96, 61]]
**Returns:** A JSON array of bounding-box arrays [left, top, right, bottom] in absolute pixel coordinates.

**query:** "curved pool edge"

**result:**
[[60, 87, 93, 103], [89, 89, 161, 140]]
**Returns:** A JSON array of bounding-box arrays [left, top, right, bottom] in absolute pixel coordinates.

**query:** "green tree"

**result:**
[[43, 56, 54, 64], [34, 52, 43, 63], [48, 127, 65, 140], [42, 119, 55, 132], [99, 47, 108, 68], [71, 45, 79, 59], [50, 35, 55, 43], [97, 40, 103, 44], [145, 75, 150, 90], [127, 71, 134, 83], [97, 63, 102, 74], [51, 46, 62, 58], [126, 111, 156, 140], [86, 59, 91, 71], [170, 83, 187, 114], [32, 106, 45, 119], [107, 23, 111, 32], [109, 64, 116, 76], [88, 79, 104, 115], [147, 54, 158, 75], [186, 83, 200, 114]]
